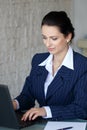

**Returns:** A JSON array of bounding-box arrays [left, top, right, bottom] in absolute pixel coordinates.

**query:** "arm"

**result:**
[[13, 53, 49, 111], [22, 71, 87, 121], [14, 55, 38, 111], [13, 53, 48, 110], [15, 74, 35, 110], [49, 72, 87, 120]]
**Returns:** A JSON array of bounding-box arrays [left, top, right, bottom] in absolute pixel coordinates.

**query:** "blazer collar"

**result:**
[[37, 63, 74, 81], [36, 65, 74, 101], [39, 46, 74, 72], [45, 65, 74, 100]]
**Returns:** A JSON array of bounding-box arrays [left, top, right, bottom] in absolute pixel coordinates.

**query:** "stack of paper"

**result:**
[[44, 121, 87, 130]]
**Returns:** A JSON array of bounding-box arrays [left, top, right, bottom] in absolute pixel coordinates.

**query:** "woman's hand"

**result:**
[[21, 107, 47, 121], [12, 100, 17, 110]]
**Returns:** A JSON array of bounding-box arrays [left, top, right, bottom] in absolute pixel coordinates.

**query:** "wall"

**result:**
[[0, 0, 73, 98], [73, 0, 87, 51]]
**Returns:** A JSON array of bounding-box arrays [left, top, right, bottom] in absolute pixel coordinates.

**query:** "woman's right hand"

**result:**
[[12, 100, 17, 110]]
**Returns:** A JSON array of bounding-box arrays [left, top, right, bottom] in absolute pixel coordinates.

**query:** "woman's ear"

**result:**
[[66, 33, 72, 43]]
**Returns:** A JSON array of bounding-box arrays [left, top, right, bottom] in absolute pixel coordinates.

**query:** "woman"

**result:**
[[13, 11, 87, 121]]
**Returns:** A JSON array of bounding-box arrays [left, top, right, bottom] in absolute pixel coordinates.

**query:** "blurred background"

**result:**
[[0, 0, 87, 98]]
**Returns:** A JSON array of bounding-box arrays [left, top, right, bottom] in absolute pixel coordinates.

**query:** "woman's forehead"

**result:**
[[41, 25, 62, 36]]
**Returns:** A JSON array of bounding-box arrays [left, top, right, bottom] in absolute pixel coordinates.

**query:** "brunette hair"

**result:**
[[41, 11, 75, 41]]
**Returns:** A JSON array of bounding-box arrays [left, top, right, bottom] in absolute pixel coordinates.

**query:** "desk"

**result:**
[[0, 122, 46, 130], [0, 124, 45, 130], [0, 119, 87, 130]]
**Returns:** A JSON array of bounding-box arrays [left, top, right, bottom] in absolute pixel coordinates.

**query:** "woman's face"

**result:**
[[41, 25, 71, 56]]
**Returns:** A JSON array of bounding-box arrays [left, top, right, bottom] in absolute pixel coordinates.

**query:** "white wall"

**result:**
[[0, 0, 72, 98], [73, 0, 87, 49], [0, 0, 87, 97]]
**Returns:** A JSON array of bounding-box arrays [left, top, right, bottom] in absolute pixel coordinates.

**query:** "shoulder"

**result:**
[[31, 52, 50, 66], [73, 51, 87, 62], [73, 51, 87, 70]]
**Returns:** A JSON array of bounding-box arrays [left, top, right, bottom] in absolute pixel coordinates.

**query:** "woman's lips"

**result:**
[[48, 48, 54, 51]]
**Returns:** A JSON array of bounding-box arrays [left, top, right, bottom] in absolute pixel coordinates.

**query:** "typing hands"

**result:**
[[21, 107, 47, 121]]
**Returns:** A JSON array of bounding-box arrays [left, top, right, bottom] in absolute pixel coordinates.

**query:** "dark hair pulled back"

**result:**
[[41, 11, 75, 41]]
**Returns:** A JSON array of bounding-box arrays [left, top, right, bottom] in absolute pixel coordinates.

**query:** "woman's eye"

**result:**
[[42, 36, 47, 40], [52, 37, 58, 40]]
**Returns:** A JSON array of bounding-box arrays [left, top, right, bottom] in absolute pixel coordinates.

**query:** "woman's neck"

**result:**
[[52, 46, 69, 76]]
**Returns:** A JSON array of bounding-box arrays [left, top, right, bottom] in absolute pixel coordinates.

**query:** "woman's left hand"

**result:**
[[21, 107, 47, 121]]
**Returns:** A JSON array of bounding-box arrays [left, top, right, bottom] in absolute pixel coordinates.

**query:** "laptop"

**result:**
[[0, 84, 46, 129]]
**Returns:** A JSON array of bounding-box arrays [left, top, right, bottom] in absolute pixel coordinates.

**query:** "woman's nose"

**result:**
[[45, 39, 51, 47]]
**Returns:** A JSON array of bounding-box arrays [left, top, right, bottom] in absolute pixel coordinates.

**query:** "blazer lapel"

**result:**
[[36, 66, 48, 105], [46, 66, 74, 100]]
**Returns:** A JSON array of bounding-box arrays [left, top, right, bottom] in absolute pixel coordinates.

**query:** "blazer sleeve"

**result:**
[[49, 71, 87, 120], [15, 55, 37, 110], [15, 53, 49, 110]]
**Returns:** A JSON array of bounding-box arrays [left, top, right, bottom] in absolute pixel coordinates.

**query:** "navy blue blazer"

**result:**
[[16, 51, 87, 120]]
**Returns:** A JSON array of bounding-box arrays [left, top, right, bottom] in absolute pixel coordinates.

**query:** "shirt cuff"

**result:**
[[43, 106, 52, 118], [14, 99, 20, 110]]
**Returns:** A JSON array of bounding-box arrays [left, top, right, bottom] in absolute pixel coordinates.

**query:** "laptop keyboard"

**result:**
[[15, 111, 35, 128], [15, 111, 47, 128]]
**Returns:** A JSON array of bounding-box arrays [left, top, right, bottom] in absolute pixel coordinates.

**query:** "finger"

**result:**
[[31, 114, 39, 120], [21, 111, 30, 121], [21, 114, 26, 121], [29, 110, 38, 120], [21, 108, 36, 121]]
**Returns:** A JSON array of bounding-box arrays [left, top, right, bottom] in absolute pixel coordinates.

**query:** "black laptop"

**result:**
[[0, 84, 46, 129]]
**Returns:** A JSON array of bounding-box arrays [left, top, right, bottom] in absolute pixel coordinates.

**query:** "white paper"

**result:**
[[44, 121, 87, 130]]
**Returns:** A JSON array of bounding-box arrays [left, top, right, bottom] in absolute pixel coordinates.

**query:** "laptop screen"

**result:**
[[0, 84, 47, 129], [0, 84, 19, 129]]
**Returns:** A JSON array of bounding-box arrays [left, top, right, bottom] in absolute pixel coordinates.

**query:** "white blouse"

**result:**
[[16, 46, 74, 118], [39, 46, 74, 118]]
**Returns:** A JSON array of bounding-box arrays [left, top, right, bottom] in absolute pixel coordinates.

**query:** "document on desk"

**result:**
[[44, 121, 87, 130]]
